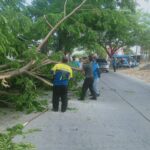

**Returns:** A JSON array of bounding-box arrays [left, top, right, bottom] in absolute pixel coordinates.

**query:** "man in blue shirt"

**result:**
[[92, 56, 100, 96], [51, 56, 73, 112]]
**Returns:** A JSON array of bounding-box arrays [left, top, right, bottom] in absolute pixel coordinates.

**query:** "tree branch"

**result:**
[[0, 90, 19, 96], [0, 64, 9, 69], [31, 59, 58, 71], [44, 15, 53, 29], [25, 71, 53, 87], [0, 60, 35, 80], [0, 68, 15, 73], [64, 0, 68, 17], [37, 0, 87, 51]]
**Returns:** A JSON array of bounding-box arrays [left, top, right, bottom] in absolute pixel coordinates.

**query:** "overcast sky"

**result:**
[[26, 0, 150, 13], [136, 0, 150, 13], [25, 0, 32, 5]]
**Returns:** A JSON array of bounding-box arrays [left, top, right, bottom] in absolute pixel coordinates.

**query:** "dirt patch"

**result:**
[[118, 63, 150, 83], [140, 64, 150, 70]]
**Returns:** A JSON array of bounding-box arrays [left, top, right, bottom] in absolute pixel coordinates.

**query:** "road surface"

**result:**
[[20, 72, 150, 150]]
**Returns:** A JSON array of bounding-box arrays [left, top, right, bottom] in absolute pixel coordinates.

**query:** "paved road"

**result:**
[[21, 72, 150, 150]]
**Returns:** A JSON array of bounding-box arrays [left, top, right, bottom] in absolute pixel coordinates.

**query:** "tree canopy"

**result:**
[[25, 0, 145, 57]]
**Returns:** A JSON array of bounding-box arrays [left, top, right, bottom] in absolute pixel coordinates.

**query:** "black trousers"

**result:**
[[52, 85, 68, 112], [80, 77, 96, 100], [113, 65, 116, 72]]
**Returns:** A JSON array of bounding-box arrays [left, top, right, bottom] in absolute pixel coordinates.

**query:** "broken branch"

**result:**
[[37, 0, 87, 51], [25, 71, 53, 87], [44, 15, 53, 29], [64, 0, 68, 16], [0, 60, 35, 80]]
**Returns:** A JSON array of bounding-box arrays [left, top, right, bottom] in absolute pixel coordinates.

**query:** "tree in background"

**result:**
[[139, 13, 150, 61], [26, 0, 142, 58], [0, 0, 32, 62]]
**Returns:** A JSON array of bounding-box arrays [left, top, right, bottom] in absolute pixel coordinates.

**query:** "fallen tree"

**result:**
[[0, 0, 86, 112]]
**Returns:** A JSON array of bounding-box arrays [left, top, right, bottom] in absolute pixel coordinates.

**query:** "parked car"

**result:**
[[117, 58, 130, 68], [97, 59, 109, 72]]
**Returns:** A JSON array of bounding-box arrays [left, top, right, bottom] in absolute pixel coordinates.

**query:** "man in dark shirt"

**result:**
[[79, 57, 97, 100]]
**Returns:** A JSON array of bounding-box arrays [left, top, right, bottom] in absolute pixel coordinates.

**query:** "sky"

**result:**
[[136, 0, 150, 13], [26, 0, 32, 5], [26, 0, 150, 13]]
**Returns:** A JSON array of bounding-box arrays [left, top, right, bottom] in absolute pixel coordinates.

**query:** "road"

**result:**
[[21, 72, 150, 150]]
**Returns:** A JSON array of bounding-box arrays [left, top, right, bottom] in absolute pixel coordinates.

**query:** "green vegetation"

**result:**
[[0, 124, 37, 150]]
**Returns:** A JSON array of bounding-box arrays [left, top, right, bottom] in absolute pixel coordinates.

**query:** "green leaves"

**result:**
[[138, 13, 150, 51], [14, 77, 44, 113], [0, 2, 32, 59], [0, 124, 36, 150]]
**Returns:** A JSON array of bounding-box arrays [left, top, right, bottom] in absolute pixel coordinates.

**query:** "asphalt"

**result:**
[[17, 71, 150, 150]]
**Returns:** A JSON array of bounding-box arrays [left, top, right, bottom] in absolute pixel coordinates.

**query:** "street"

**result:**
[[21, 72, 150, 150]]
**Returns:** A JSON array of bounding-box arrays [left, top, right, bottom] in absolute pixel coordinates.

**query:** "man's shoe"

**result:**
[[52, 109, 58, 112], [90, 97, 97, 100], [61, 110, 66, 113], [78, 98, 84, 100]]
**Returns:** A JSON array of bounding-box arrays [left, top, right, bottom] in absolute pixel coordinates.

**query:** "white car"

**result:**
[[97, 59, 109, 72]]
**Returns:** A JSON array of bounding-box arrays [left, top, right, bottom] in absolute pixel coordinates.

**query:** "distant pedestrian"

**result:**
[[50, 56, 73, 112], [78, 57, 97, 100], [112, 57, 117, 72]]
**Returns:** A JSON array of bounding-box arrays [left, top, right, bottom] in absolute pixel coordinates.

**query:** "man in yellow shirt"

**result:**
[[51, 56, 73, 112]]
